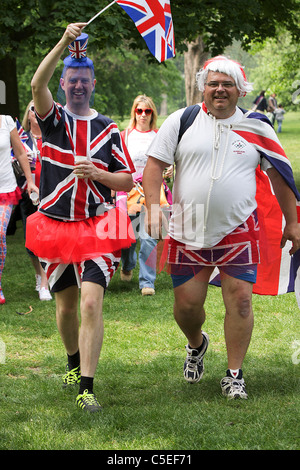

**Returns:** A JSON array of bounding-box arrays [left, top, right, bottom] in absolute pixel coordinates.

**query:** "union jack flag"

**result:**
[[168, 211, 260, 269], [116, 0, 176, 62], [11, 118, 32, 156], [15, 118, 28, 142], [211, 111, 300, 299], [232, 112, 300, 201]]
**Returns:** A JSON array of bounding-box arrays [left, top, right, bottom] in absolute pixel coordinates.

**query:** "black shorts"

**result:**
[[40, 253, 120, 293]]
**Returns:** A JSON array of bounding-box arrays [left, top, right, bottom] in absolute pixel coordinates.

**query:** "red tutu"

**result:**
[[0, 187, 22, 205], [25, 208, 136, 264]]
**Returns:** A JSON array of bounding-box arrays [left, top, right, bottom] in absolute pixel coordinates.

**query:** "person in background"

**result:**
[[119, 94, 171, 296], [252, 90, 268, 113], [274, 104, 286, 133], [268, 93, 278, 125], [19, 101, 52, 300], [0, 114, 38, 304]]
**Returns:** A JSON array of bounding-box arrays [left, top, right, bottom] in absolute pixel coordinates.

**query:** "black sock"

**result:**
[[189, 336, 206, 355], [79, 376, 94, 394], [67, 350, 80, 370]]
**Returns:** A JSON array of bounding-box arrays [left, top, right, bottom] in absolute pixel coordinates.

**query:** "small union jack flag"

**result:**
[[13, 118, 32, 154], [116, 0, 176, 62], [15, 118, 28, 142], [68, 33, 88, 59]]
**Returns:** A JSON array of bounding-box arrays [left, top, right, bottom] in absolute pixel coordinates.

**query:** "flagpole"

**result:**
[[86, 0, 117, 26]]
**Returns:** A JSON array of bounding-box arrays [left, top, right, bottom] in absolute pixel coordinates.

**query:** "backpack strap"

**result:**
[[178, 104, 201, 144], [177, 104, 250, 146]]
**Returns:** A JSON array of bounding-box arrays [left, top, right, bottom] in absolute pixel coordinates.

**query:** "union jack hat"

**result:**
[[63, 33, 94, 69]]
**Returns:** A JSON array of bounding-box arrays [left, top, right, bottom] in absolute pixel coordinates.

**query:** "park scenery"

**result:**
[[0, 0, 299, 452]]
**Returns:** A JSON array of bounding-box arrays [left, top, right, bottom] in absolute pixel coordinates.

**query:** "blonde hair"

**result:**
[[128, 94, 158, 130], [21, 100, 34, 131]]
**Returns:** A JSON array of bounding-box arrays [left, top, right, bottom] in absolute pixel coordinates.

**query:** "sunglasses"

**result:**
[[135, 108, 153, 115]]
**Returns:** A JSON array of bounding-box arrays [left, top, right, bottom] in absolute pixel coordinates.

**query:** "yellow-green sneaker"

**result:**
[[76, 389, 102, 412], [62, 365, 81, 388]]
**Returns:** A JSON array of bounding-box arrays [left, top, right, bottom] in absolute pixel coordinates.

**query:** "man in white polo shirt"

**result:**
[[143, 56, 300, 399]]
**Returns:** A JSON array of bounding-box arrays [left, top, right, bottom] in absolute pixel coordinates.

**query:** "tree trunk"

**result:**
[[184, 36, 209, 106], [160, 93, 168, 115], [0, 55, 19, 118]]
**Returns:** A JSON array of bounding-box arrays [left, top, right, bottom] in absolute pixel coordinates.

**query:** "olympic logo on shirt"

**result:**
[[232, 139, 246, 155]]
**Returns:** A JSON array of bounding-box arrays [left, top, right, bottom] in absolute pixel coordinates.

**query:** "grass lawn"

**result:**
[[0, 112, 299, 451], [276, 111, 300, 188]]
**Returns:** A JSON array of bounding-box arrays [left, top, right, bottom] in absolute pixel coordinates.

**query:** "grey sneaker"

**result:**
[[183, 332, 209, 383], [76, 389, 102, 413], [220, 374, 248, 399]]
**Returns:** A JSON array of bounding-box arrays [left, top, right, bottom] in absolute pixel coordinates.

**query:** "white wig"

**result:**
[[196, 55, 253, 97]]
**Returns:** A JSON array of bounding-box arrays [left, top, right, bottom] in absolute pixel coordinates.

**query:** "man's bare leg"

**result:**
[[55, 285, 79, 356], [173, 268, 213, 348], [221, 275, 254, 370], [79, 281, 104, 378]]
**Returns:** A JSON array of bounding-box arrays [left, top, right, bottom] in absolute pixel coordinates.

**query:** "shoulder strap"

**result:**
[[178, 104, 201, 144]]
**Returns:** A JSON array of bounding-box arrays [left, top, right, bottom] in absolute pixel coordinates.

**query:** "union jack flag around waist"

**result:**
[[168, 212, 260, 267]]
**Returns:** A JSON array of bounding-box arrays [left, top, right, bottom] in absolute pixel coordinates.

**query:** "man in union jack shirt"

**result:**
[[27, 23, 135, 412]]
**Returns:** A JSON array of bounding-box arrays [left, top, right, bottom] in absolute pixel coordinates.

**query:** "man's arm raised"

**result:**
[[31, 23, 87, 117]]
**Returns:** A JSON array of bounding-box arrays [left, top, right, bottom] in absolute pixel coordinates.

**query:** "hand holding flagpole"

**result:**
[[86, 0, 117, 26]]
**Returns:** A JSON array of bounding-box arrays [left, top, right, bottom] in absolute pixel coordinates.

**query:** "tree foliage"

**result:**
[[0, 0, 299, 116], [247, 32, 300, 110], [1, 0, 299, 58]]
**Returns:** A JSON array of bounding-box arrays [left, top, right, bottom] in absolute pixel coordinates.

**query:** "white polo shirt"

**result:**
[[147, 105, 272, 248]]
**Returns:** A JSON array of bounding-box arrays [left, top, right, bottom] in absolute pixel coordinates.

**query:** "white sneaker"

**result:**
[[120, 269, 133, 281], [220, 375, 248, 399], [39, 287, 52, 301], [35, 275, 41, 292], [183, 332, 209, 383], [141, 287, 155, 296]]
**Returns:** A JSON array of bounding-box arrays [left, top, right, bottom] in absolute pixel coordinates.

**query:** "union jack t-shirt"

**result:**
[[36, 103, 135, 221]]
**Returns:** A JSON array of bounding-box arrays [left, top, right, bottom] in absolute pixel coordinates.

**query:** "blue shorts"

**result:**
[[171, 264, 257, 288]]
